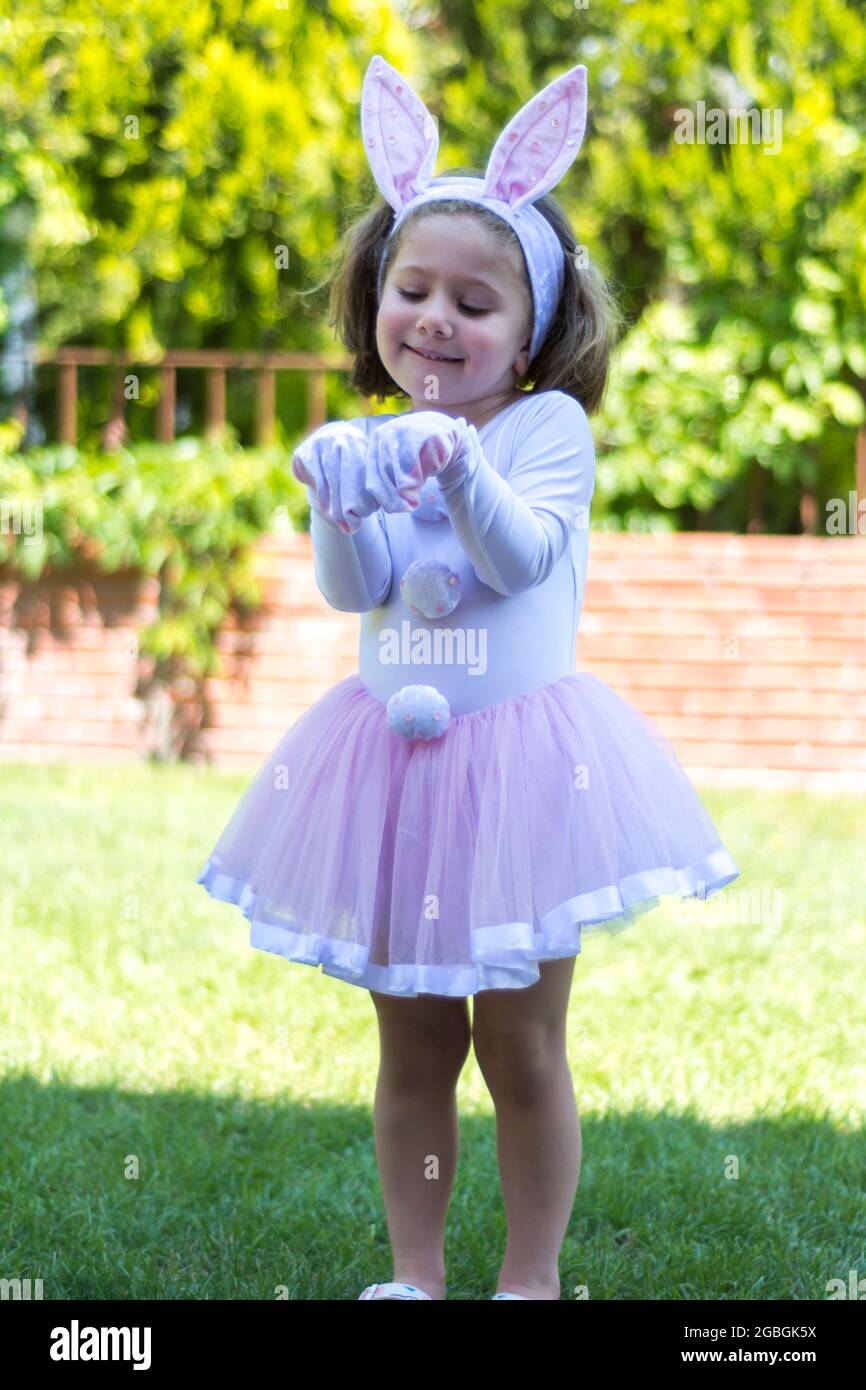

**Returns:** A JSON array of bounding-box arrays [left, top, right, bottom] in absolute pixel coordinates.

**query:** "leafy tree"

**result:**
[[2, 0, 864, 530], [0, 0, 411, 442], [407, 0, 866, 531]]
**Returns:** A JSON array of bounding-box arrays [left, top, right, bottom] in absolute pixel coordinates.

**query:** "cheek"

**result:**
[[377, 308, 402, 352], [380, 304, 410, 342], [470, 319, 507, 351]]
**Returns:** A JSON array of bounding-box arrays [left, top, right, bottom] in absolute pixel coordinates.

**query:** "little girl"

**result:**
[[197, 55, 740, 1302]]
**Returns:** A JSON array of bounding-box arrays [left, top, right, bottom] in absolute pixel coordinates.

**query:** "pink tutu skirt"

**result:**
[[196, 672, 740, 997]]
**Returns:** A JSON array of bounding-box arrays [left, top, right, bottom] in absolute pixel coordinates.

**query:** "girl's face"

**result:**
[[376, 213, 533, 423]]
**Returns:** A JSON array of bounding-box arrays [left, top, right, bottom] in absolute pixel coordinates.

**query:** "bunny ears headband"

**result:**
[[361, 55, 589, 364]]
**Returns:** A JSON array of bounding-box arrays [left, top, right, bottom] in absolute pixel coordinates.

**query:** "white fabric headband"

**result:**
[[361, 55, 589, 364]]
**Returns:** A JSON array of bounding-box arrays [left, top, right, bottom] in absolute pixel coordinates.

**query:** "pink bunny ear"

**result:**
[[361, 54, 440, 213], [483, 65, 588, 211]]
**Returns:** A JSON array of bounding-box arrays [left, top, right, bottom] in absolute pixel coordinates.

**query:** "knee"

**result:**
[[379, 1019, 472, 1091], [472, 1025, 567, 1103]]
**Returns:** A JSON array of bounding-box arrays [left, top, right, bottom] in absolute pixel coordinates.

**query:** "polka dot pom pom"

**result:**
[[386, 685, 451, 741], [400, 559, 462, 619]]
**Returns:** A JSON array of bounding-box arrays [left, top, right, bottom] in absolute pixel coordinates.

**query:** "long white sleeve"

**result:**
[[435, 393, 596, 597], [309, 503, 393, 612], [302, 414, 393, 613]]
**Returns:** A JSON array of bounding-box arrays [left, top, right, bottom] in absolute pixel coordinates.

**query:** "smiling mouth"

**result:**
[[405, 344, 464, 363]]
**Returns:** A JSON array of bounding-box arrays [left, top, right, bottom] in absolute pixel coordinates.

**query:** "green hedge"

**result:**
[[0, 426, 308, 680]]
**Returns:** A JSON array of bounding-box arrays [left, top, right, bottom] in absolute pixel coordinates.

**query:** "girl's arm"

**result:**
[[301, 417, 394, 613], [309, 504, 393, 612], [436, 393, 596, 597]]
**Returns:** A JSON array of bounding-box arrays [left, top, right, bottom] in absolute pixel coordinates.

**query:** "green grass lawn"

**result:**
[[1, 763, 864, 1300]]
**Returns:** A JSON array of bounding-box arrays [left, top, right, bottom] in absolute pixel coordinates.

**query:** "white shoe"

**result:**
[[491, 1291, 528, 1299], [359, 1281, 434, 1300]]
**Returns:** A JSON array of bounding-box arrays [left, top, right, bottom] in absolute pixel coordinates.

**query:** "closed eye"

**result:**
[[397, 289, 489, 317]]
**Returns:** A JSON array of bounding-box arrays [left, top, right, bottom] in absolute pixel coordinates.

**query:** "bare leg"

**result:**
[[369, 991, 472, 1300], [472, 957, 580, 1300]]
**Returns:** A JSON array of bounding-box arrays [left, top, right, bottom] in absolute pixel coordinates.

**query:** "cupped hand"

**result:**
[[291, 422, 379, 534], [364, 412, 470, 511]]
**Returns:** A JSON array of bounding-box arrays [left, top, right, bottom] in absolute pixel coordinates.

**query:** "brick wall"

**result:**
[[1, 531, 865, 789]]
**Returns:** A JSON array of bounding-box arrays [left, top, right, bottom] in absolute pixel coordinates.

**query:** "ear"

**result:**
[[514, 301, 532, 375], [483, 65, 588, 211], [514, 339, 531, 377], [361, 54, 440, 213]]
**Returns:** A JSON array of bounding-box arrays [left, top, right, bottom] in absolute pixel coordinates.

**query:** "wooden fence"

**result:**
[[7, 347, 866, 533], [13, 347, 357, 449]]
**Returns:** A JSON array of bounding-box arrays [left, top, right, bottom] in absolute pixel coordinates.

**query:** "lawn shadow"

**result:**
[[1, 1074, 862, 1301]]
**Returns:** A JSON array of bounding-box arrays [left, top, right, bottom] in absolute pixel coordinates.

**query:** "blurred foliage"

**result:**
[[414, 0, 866, 531], [0, 0, 410, 353], [0, 0, 411, 443], [0, 0, 863, 554], [0, 425, 310, 679]]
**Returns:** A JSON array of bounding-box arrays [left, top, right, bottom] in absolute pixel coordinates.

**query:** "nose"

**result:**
[[414, 291, 454, 339]]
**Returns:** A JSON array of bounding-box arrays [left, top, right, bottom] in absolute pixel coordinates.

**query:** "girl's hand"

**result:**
[[365, 412, 470, 511], [291, 422, 379, 534]]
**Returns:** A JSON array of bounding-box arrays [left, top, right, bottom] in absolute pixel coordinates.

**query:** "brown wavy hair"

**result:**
[[304, 166, 625, 417]]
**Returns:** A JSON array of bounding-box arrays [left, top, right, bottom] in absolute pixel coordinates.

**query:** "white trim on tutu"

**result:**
[[197, 844, 741, 997]]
